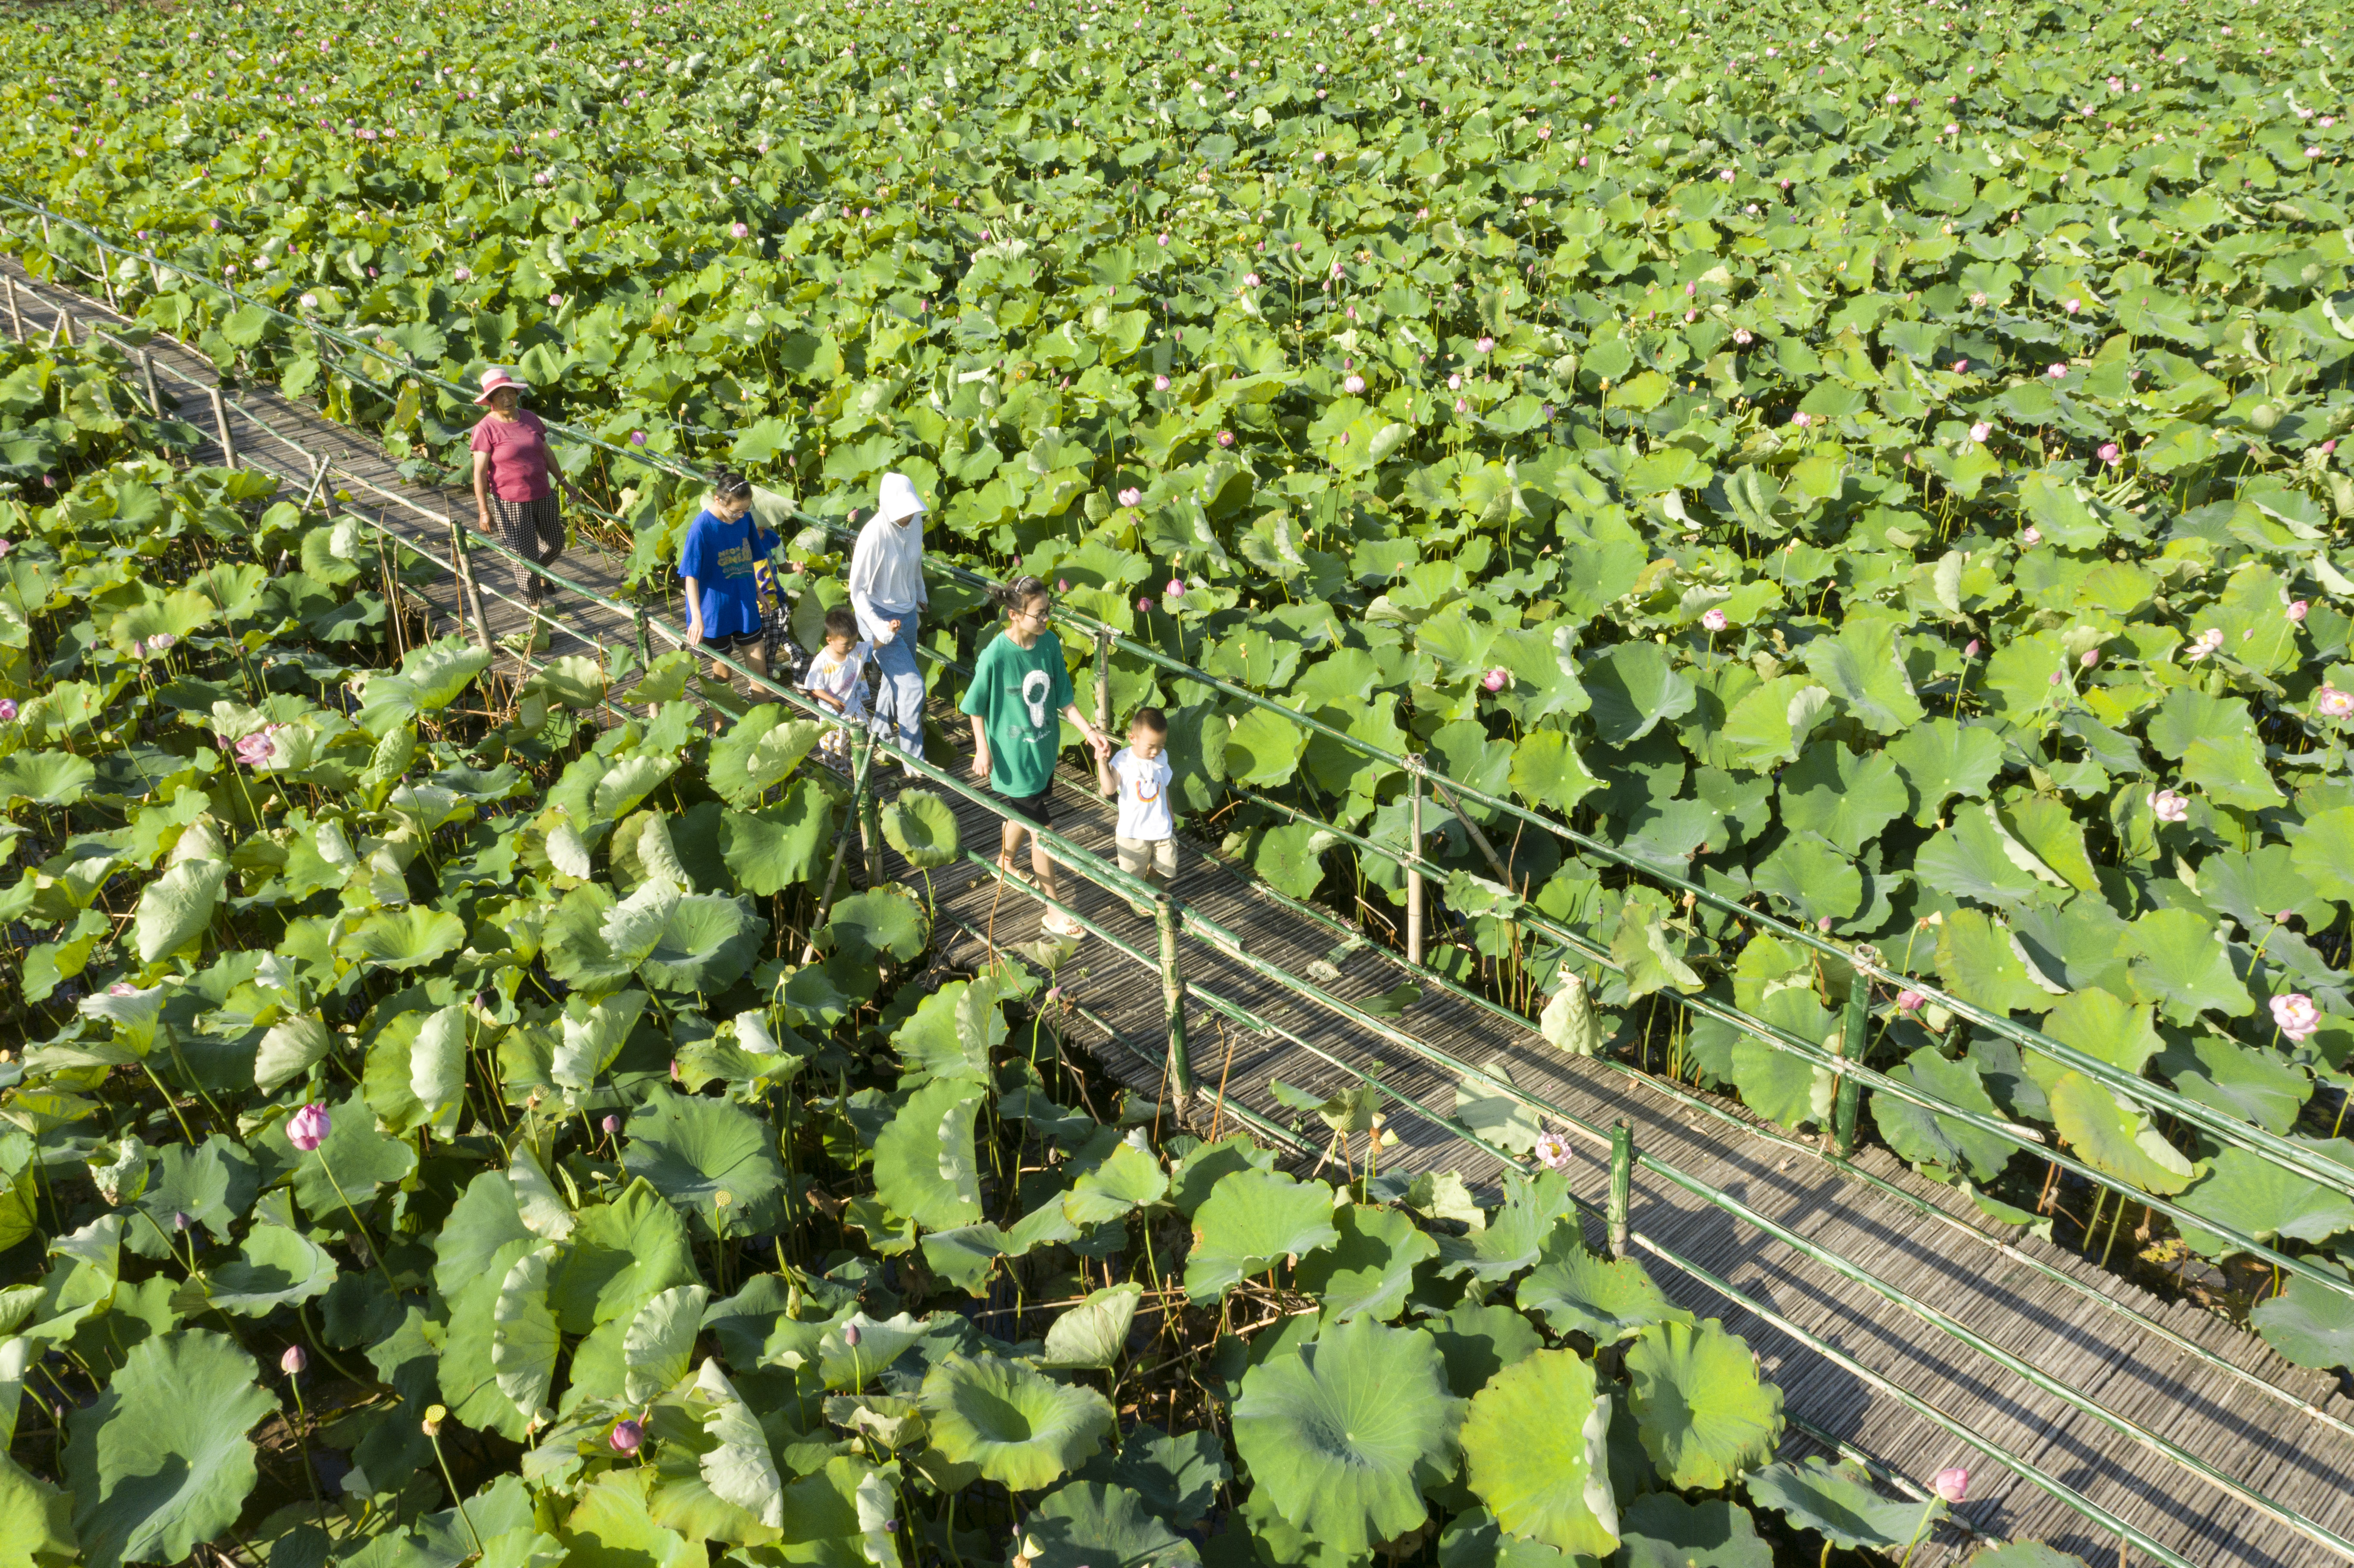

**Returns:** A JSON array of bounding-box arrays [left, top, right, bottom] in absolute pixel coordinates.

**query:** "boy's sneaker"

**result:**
[[1042, 909, 1087, 940]]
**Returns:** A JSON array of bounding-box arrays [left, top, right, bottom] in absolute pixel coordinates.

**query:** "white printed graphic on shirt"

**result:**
[[1021, 668, 1052, 730], [1112, 749, 1174, 842]]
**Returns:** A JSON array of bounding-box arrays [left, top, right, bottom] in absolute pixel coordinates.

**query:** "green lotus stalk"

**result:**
[[420, 1404, 485, 1556]]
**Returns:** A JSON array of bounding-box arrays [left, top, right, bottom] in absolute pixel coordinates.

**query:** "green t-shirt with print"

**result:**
[[959, 631, 1075, 798]]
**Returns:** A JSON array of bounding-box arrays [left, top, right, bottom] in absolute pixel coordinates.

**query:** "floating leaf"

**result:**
[[1625, 1319, 1782, 1490], [65, 1330, 276, 1568], [1516, 1226, 1692, 1344], [1184, 1170, 1339, 1301]]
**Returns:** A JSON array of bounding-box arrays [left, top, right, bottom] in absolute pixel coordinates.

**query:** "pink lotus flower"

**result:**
[[1964, 640, 1981, 658], [282, 1345, 307, 1375], [454, 267, 472, 282], [1969, 422, 1992, 443], [1166, 579, 1186, 599], [1953, 359, 1968, 373], [1216, 431, 1234, 448], [1475, 336, 1495, 354], [2097, 442, 2121, 466], [2021, 526, 2042, 546], [1344, 374, 1365, 394], [234, 725, 286, 768], [1702, 608, 1728, 632], [299, 293, 319, 308], [1153, 374, 1170, 391], [731, 221, 750, 239], [1455, 398, 1469, 414], [2271, 993, 2322, 1043], [2287, 600, 2309, 623], [1448, 373, 1463, 390], [1118, 487, 1143, 507], [0, 538, 11, 555], [601, 1114, 620, 1134], [1242, 272, 1261, 288], [2081, 650, 2100, 669], [0, 700, 16, 723], [2319, 686, 2354, 719], [1532, 1130, 1574, 1172], [1136, 597, 1153, 613], [610, 1419, 644, 1455], [2186, 627, 2225, 662], [1791, 411, 1812, 428], [1157, 233, 1170, 246], [2048, 363, 2068, 379], [1933, 1468, 1969, 1504], [1896, 990, 1926, 1013], [1482, 667, 1509, 692], [146, 632, 177, 654], [1733, 328, 1753, 345], [2064, 299, 2081, 314], [287, 1103, 332, 1151], [2148, 789, 2190, 823]]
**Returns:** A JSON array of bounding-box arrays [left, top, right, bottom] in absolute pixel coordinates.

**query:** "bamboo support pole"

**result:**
[[853, 731, 882, 886], [3, 276, 19, 340], [139, 350, 163, 417], [206, 386, 236, 467], [633, 605, 654, 673], [1094, 626, 1111, 736], [1155, 895, 1195, 1107], [1607, 1120, 1633, 1260], [1831, 963, 1867, 1160], [445, 517, 489, 650], [1405, 756, 1424, 966]]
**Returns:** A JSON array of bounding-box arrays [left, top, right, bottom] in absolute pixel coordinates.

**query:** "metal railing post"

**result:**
[[445, 517, 489, 650], [1831, 959, 1868, 1160], [1155, 895, 1196, 1106], [1608, 1119, 1634, 1260], [205, 386, 236, 468], [1405, 754, 1425, 966]]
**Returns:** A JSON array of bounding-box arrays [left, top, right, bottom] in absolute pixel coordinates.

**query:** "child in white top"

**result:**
[[1097, 706, 1176, 916], [801, 604, 869, 762]]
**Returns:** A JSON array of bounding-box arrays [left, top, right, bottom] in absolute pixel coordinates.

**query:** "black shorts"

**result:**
[[700, 629, 764, 654], [995, 784, 1052, 827]]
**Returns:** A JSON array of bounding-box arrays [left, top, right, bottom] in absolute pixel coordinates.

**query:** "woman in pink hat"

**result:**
[[469, 368, 586, 649]]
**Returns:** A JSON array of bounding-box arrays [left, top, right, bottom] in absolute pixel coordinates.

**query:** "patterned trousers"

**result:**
[[486, 492, 564, 600]]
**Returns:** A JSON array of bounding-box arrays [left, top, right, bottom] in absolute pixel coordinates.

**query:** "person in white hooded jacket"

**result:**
[[846, 472, 930, 760]]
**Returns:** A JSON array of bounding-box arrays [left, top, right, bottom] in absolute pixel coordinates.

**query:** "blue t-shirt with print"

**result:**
[[678, 509, 781, 638]]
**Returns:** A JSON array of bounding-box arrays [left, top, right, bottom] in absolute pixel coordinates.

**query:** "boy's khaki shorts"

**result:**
[[1116, 836, 1177, 878]]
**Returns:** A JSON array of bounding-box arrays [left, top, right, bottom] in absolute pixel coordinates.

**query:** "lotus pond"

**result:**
[[5, 0, 2354, 1560]]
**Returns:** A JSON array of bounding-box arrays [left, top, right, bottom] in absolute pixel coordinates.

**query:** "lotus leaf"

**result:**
[[1017, 1482, 1202, 1568], [1616, 1495, 1773, 1568], [1744, 1457, 1931, 1552], [623, 1088, 789, 1238], [64, 1330, 275, 1568], [921, 1354, 1114, 1491], [872, 1078, 984, 1233], [1458, 1348, 1619, 1557], [1625, 1319, 1782, 1490], [1515, 1226, 1692, 1344], [1232, 1316, 1462, 1557], [1184, 1170, 1339, 1301]]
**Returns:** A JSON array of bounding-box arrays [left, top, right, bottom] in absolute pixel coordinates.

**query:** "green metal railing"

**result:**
[[10, 199, 2352, 1564]]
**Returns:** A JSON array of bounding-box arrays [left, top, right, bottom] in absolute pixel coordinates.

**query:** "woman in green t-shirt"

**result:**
[[960, 576, 1113, 938]]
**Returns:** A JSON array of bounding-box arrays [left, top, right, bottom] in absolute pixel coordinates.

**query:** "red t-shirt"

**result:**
[[470, 410, 552, 502]]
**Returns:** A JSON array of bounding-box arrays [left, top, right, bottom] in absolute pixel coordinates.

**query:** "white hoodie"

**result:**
[[846, 471, 928, 644]]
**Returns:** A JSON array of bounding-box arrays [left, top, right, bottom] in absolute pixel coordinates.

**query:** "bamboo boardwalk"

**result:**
[[14, 258, 2354, 1568]]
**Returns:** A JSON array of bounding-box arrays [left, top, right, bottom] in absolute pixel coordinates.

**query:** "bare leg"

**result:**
[[1030, 828, 1059, 903], [998, 818, 1027, 878]]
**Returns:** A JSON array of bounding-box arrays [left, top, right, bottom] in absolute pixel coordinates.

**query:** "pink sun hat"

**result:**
[[473, 367, 531, 405]]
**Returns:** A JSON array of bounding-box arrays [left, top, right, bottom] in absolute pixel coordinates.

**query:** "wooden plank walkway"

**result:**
[[15, 258, 2354, 1568]]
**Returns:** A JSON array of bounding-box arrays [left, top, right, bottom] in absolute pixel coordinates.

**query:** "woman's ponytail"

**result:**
[[987, 575, 1052, 616]]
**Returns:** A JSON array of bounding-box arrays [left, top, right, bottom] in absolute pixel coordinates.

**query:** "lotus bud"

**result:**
[[286, 1103, 331, 1152], [1896, 990, 1926, 1014], [1969, 422, 1992, 444], [423, 1404, 447, 1437], [843, 1323, 862, 1347], [1153, 375, 1171, 391], [173, 1210, 193, 1232], [282, 1345, 307, 1375], [610, 1419, 643, 1454], [669, 1058, 681, 1082], [1953, 360, 1969, 374], [2148, 789, 2190, 823], [2080, 650, 2099, 669], [1136, 597, 1153, 613], [1932, 1467, 1969, 1503], [2288, 600, 2310, 623], [2047, 362, 2068, 378], [1482, 667, 1509, 692], [2271, 993, 2323, 1042], [602, 1114, 620, 1135], [1166, 579, 1186, 599], [1702, 608, 1728, 632]]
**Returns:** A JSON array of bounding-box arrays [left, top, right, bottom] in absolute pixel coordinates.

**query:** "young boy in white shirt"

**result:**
[[800, 604, 870, 765], [1098, 706, 1176, 916]]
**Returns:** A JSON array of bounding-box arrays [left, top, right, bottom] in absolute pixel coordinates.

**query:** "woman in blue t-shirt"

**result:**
[[679, 471, 783, 690]]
